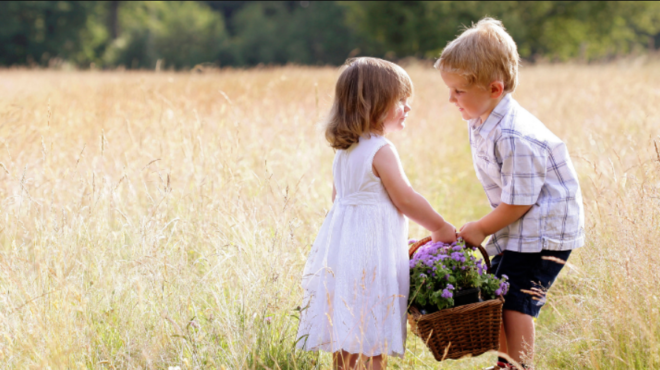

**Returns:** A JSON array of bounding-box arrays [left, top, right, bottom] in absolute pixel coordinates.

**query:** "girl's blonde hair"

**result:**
[[434, 17, 519, 93], [325, 57, 413, 150]]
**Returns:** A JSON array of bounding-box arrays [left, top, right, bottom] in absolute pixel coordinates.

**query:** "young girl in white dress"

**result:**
[[296, 57, 457, 370]]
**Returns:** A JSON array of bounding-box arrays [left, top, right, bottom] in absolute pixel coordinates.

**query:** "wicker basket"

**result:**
[[407, 236, 504, 361]]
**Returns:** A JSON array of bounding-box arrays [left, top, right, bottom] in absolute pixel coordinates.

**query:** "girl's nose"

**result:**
[[449, 92, 457, 103]]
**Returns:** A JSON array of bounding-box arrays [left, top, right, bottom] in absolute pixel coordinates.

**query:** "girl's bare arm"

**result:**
[[373, 145, 456, 243]]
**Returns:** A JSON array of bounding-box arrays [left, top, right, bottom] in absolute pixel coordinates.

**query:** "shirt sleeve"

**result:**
[[496, 135, 547, 205]]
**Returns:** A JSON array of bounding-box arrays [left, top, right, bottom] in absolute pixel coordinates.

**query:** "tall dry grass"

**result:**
[[0, 62, 658, 369]]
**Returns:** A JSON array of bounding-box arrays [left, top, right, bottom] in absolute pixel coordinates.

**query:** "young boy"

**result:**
[[436, 18, 585, 369]]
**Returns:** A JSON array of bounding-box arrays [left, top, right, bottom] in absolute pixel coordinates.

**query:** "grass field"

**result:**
[[0, 61, 659, 369]]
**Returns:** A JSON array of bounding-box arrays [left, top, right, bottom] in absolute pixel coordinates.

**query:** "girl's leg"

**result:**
[[368, 354, 385, 370], [333, 350, 358, 370], [333, 351, 386, 370]]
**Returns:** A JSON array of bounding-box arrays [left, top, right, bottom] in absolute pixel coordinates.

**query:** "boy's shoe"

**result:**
[[484, 363, 530, 370], [483, 362, 514, 370]]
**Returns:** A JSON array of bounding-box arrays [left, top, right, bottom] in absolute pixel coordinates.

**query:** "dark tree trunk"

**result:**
[[652, 33, 660, 51], [109, 1, 120, 39]]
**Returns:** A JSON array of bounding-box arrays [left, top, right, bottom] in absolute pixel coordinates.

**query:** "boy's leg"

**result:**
[[492, 254, 511, 368], [491, 249, 572, 369], [498, 322, 508, 353], [497, 321, 509, 365], [503, 309, 535, 364]]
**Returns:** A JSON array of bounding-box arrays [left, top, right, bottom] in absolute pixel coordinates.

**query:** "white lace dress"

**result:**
[[296, 134, 409, 358]]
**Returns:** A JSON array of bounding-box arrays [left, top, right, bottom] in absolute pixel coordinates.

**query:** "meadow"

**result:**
[[0, 60, 658, 369]]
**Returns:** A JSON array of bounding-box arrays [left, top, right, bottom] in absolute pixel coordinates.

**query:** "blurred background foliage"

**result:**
[[1, 1, 659, 69]]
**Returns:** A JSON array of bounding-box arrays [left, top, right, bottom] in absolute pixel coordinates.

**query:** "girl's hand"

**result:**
[[431, 222, 457, 243], [458, 221, 486, 246]]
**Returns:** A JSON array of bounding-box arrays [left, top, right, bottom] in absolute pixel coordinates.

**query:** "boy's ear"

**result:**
[[489, 80, 505, 99]]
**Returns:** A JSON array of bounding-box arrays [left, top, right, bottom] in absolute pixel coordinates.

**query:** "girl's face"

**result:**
[[382, 97, 411, 133]]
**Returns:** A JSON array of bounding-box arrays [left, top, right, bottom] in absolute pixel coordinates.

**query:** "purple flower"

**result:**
[[432, 266, 437, 271], [408, 239, 417, 245], [495, 288, 502, 296], [452, 245, 463, 251], [432, 273, 436, 277], [447, 284, 454, 290], [441, 289, 453, 299], [499, 282, 510, 295], [451, 252, 463, 261], [445, 274, 450, 280], [502, 274, 509, 280]]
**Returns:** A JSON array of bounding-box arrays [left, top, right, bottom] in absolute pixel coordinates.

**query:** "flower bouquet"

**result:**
[[408, 238, 509, 314], [407, 237, 508, 361]]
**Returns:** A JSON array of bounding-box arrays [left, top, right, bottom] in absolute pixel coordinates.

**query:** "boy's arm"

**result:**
[[458, 203, 532, 246], [373, 144, 457, 243]]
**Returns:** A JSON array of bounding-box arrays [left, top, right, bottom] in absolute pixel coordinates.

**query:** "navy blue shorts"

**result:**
[[491, 249, 572, 318]]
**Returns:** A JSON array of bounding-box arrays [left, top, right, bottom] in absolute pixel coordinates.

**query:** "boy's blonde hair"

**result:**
[[435, 18, 519, 93], [325, 57, 413, 150]]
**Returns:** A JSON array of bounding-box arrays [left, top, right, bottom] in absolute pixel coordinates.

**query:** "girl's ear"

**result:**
[[489, 81, 504, 98]]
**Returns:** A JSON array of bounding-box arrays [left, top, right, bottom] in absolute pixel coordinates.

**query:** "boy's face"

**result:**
[[440, 71, 496, 123]]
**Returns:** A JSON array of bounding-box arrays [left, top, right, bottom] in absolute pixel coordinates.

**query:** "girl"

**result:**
[[296, 57, 456, 370]]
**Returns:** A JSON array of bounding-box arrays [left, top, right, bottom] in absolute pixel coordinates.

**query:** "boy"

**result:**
[[436, 18, 585, 369]]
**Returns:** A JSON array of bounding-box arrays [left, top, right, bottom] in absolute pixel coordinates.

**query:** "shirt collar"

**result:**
[[470, 93, 513, 140]]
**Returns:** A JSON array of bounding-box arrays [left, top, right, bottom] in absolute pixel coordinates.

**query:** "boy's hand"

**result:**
[[458, 221, 486, 246], [459, 203, 532, 246], [431, 223, 457, 243]]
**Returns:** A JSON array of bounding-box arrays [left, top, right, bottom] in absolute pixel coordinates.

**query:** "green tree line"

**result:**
[[1, 1, 659, 69]]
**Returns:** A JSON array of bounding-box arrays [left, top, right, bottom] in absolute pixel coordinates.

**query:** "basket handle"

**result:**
[[408, 236, 493, 273]]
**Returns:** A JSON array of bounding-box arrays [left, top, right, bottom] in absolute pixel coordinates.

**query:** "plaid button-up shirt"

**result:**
[[469, 94, 585, 255]]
